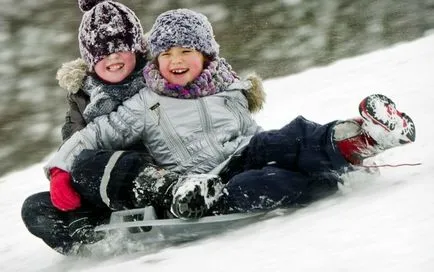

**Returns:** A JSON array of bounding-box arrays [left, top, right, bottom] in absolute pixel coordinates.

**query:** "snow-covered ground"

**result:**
[[1, 34, 433, 272]]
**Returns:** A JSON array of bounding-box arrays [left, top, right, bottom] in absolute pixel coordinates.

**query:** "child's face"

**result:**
[[157, 47, 205, 86], [94, 51, 136, 83]]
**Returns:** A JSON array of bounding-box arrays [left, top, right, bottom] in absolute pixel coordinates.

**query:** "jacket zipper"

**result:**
[[149, 103, 191, 163], [197, 98, 226, 162]]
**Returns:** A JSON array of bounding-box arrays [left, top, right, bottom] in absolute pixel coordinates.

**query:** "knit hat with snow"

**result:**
[[148, 9, 220, 59], [78, 0, 145, 69]]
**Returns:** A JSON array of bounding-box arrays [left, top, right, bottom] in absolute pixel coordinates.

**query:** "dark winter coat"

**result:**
[[56, 58, 90, 141]]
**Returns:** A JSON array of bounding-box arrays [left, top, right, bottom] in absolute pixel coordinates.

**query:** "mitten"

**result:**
[[50, 167, 81, 211]]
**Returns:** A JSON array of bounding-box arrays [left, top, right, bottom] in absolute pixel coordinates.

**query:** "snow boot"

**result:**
[[68, 216, 105, 246], [359, 93, 415, 147], [170, 174, 224, 220], [334, 94, 416, 165], [132, 164, 180, 210]]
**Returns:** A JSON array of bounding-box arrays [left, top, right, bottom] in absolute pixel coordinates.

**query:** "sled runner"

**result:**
[[94, 206, 267, 244]]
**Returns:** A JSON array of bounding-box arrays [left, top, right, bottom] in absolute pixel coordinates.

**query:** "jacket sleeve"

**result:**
[[45, 90, 148, 174], [232, 89, 264, 136], [61, 93, 87, 141]]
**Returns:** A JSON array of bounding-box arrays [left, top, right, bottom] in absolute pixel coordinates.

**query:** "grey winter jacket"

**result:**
[[46, 80, 264, 176]]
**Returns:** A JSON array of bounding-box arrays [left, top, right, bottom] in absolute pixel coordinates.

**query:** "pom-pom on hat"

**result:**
[[78, 0, 145, 69], [148, 9, 220, 59]]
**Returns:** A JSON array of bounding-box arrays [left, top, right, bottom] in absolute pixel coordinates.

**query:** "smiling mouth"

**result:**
[[171, 68, 188, 74], [107, 63, 124, 71]]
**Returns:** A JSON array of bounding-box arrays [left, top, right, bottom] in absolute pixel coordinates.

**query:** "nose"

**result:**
[[171, 53, 183, 64], [107, 52, 120, 60]]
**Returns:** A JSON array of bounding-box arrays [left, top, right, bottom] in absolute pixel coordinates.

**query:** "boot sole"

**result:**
[[171, 178, 223, 220], [359, 94, 415, 143]]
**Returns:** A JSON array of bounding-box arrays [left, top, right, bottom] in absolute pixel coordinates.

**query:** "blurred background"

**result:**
[[1, 0, 433, 177]]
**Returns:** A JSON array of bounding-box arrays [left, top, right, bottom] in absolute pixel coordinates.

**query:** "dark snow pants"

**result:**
[[70, 150, 154, 210], [21, 150, 154, 255], [21, 192, 111, 255], [214, 115, 351, 213]]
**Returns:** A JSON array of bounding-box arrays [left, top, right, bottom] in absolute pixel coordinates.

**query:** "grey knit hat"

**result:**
[[78, 0, 145, 69], [148, 9, 220, 59]]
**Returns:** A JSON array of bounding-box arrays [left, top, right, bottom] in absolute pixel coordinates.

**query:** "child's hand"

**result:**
[[49, 167, 81, 211]]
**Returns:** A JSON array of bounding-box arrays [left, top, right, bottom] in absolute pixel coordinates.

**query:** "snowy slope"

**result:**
[[1, 34, 433, 272]]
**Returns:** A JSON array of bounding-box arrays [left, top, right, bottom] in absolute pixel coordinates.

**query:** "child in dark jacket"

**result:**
[[21, 0, 159, 256], [51, 0, 151, 212]]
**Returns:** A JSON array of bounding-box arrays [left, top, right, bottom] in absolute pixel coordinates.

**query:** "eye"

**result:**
[[182, 49, 193, 54], [160, 52, 170, 57]]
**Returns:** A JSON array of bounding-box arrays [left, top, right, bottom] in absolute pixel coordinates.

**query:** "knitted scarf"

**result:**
[[142, 57, 239, 99], [82, 69, 146, 123]]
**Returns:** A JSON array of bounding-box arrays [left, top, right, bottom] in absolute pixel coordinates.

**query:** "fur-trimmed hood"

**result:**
[[56, 58, 88, 94], [56, 58, 266, 112], [243, 73, 266, 113]]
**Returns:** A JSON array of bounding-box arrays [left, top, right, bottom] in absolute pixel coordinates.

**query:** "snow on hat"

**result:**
[[148, 9, 220, 59], [78, 0, 145, 69]]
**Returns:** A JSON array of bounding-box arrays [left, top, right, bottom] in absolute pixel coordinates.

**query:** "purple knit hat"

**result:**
[[78, 0, 145, 69], [148, 9, 220, 59]]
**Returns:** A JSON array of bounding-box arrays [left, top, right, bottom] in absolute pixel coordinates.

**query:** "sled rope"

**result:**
[[362, 162, 422, 168]]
